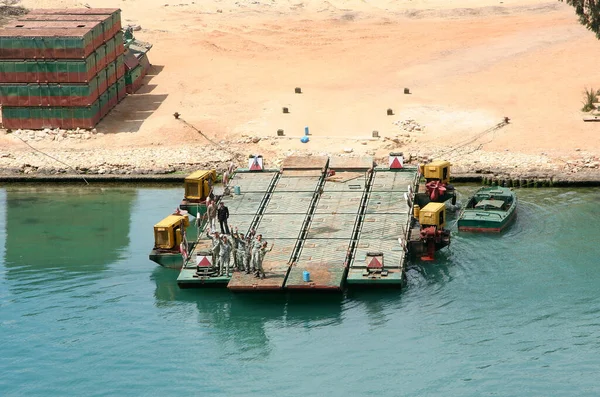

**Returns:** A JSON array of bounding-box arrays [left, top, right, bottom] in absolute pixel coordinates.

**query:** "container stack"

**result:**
[[0, 8, 125, 130]]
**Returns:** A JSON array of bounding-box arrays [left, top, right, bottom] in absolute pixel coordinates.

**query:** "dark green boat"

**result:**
[[458, 186, 517, 232]]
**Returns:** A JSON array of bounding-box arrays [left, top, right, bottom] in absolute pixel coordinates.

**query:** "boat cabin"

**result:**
[[419, 202, 446, 227], [467, 189, 514, 211], [184, 170, 217, 203], [153, 214, 190, 250]]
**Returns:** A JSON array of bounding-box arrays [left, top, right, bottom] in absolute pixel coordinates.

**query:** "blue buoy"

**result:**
[[300, 136, 309, 143], [304, 126, 309, 136], [303, 270, 310, 282]]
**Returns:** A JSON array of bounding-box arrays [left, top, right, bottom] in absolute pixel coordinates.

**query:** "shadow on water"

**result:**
[[151, 266, 347, 355], [2, 186, 136, 279]]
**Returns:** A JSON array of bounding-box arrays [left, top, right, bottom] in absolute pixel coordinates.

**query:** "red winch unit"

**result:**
[[419, 225, 451, 261]]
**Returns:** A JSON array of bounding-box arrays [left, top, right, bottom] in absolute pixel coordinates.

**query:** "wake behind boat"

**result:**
[[457, 186, 517, 232]]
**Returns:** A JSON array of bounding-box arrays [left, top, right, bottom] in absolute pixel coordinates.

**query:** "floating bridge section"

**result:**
[[177, 156, 419, 290]]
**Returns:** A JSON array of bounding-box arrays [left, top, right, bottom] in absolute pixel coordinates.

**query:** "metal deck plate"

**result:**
[[230, 171, 278, 193], [314, 191, 363, 214], [371, 169, 418, 192], [256, 214, 307, 239], [275, 176, 322, 192], [307, 214, 358, 239], [322, 174, 368, 193], [359, 214, 408, 240], [297, 239, 349, 264], [220, 192, 266, 215], [286, 239, 349, 290], [328, 156, 373, 171], [365, 191, 410, 214], [263, 191, 314, 214]]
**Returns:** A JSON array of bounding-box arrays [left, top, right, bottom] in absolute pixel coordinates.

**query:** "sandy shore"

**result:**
[[2, 0, 600, 182]]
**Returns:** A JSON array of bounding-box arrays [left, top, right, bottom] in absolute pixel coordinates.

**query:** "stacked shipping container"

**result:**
[[0, 8, 126, 129]]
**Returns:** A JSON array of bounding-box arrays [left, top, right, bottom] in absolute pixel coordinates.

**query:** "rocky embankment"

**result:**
[[1, 128, 600, 185]]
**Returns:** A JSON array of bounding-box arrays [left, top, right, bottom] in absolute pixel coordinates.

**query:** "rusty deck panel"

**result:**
[[315, 191, 363, 214], [284, 171, 366, 290], [282, 155, 328, 171], [324, 172, 367, 189], [307, 214, 358, 239], [227, 238, 295, 290], [328, 156, 373, 171], [286, 240, 349, 290]]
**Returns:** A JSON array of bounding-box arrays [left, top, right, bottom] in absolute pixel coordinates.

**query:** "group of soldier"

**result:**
[[206, 227, 273, 279], [199, 163, 273, 279]]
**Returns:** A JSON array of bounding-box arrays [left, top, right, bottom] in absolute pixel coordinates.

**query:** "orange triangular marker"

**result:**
[[198, 257, 212, 267], [368, 257, 382, 268], [390, 157, 403, 169], [250, 158, 262, 171]]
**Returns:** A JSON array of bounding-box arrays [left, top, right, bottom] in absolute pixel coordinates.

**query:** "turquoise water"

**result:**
[[1, 184, 600, 396]]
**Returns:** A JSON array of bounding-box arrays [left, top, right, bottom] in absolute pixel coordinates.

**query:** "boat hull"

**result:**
[[179, 200, 207, 218], [458, 208, 517, 232], [149, 250, 184, 269]]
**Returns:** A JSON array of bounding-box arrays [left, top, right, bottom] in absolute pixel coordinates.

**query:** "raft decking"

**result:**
[[177, 157, 419, 290], [346, 168, 418, 286]]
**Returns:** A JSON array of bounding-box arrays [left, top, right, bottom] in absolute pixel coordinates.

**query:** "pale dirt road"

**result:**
[[2, 0, 600, 179]]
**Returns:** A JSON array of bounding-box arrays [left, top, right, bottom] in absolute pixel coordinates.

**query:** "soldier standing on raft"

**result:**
[[206, 198, 217, 233], [207, 229, 221, 274], [255, 240, 273, 279], [218, 235, 232, 277], [217, 202, 230, 235]]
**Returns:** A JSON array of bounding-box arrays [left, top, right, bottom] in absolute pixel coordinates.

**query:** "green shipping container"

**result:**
[[105, 36, 116, 64], [96, 67, 107, 96], [28, 8, 121, 38], [99, 87, 110, 118], [107, 81, 118, 110], [116, 75, 126, 101], [115, 54, 124, 79], [0, 80, 99, 106], [0, 28, 95, 59], [0, 54, 97, 83], [6, 21, 103, 50], [125, 64, 142, 86], [2, 99, 101, 129], [94, 43, 107, 71], [106, 61, 116, 86], [114, 30, 125, 56], [18, 14, 113, 43]]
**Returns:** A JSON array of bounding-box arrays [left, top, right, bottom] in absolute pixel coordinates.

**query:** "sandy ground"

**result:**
[[2, 0, 600, 178]]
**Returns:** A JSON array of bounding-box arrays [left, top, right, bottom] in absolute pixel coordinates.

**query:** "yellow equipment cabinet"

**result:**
[[184, 170, 217, 201], [153, 214, 190, 250], [419, 202, 446, 228], [420, 160, 451, 184]]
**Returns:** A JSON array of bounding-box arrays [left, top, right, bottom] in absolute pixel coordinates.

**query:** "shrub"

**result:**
[[582, 87, 598, 112]]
